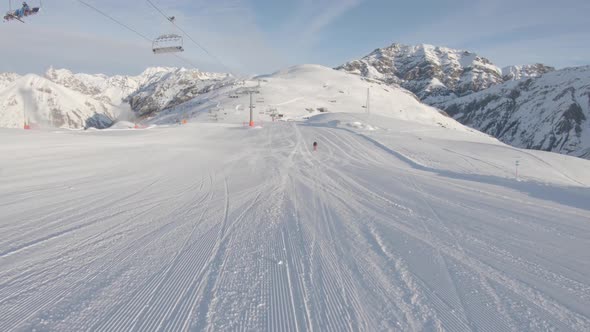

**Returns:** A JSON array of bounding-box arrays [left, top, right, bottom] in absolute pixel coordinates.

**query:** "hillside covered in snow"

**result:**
[[0, 67, 230, 129], [441, 66, 590, 159], [146, 64, 465, 130], [0, 74, 118, 129], [336, 43, 590, 159]]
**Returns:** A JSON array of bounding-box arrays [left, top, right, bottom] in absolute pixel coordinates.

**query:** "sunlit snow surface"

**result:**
[[1, 65, 589, 331]]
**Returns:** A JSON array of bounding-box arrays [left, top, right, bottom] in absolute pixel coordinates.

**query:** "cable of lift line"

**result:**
[[145, 0, 235, 76], [75, 0, 201, 69], [76, 0, 152, 42]]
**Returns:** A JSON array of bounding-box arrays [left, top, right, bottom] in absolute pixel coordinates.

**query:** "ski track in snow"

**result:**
[[1, 122, 589, 331]]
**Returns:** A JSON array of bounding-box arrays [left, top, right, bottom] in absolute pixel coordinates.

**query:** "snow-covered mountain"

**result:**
[[502, 64, 555, 81], [0, 73, 20, 90], [441, 66, 590, 159], [336, 43, 506, 105], [126, 67, 231, 117], [45, 67, 140, 105], [335, 43, 590, 159], [0, 67, 231, 129], [0, 74, 118, 129], [336, 43, 558, 106], [146, 64, 467, 131]]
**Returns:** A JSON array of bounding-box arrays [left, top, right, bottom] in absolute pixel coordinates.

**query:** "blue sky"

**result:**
[[1, 0, 589, 75]]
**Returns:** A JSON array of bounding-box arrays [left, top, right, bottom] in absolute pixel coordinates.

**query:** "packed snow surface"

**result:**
[[1, 110, 589, 331]]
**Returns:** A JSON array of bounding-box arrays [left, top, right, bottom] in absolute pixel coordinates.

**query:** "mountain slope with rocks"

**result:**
[[336, 43, 506, 105], [335, 43, 590, 159], [0, 67, 231, 129], [441, 66, 590, 159], [126, 68, 231, 117], [0, 74, 118, 129]]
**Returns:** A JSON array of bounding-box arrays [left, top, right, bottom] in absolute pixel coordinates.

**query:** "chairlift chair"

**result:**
[[4, 0, 42, 23], [152, 34, 184, 54]]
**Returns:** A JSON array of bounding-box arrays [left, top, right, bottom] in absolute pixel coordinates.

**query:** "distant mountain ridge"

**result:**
[[336, 43, 554, 106], [0, 74, 117, 129], [0, 67, 230, 129]]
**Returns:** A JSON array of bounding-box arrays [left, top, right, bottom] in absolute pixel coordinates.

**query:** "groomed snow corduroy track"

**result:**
[[1, 121, 589, 331]]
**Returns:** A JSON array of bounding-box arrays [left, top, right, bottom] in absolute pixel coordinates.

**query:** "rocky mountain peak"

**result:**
[[337, 43, 504, 106]]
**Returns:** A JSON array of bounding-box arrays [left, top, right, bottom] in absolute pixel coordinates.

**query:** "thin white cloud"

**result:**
[[297, 0, 363, 46]]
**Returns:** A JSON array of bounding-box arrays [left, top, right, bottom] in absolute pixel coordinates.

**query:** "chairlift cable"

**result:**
[[75, 0, 200, 69], [76, 0, 152, 42], [145, 0, 235, 76]]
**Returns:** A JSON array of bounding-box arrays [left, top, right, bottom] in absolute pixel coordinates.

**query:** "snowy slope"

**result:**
[[442, 66, 590, 159], [0, 110, 589, 331], [336, 43, 505, 105], [147, 64, 466, 131], [0, 74, 118, 129]]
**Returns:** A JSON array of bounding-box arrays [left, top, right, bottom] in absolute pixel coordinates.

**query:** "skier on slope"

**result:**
[[313, 142, 318, 152]]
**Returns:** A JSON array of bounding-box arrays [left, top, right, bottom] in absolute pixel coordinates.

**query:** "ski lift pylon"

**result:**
[[152, 33, 184, 54]]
